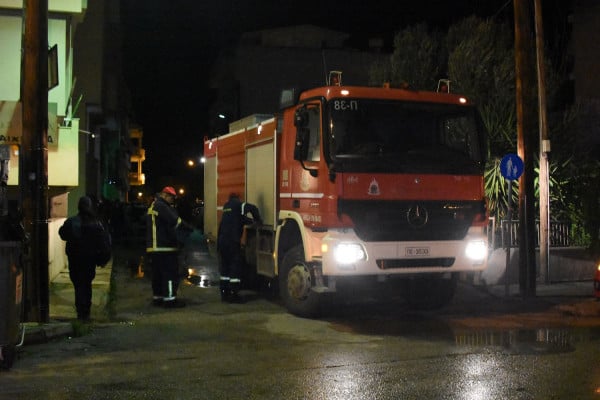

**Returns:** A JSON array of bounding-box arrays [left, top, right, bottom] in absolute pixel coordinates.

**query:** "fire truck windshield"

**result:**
[[327, 99, 486, 174]]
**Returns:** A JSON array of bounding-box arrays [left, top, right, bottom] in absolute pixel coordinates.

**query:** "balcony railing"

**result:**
[[128, 171, 145, 186], [130, 148, 145, 162]]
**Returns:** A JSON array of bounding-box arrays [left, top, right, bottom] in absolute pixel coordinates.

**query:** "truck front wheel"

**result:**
[[279, 245, 322, 318]]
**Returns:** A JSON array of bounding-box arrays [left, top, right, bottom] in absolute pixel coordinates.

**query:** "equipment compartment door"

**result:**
[[247, 141, 276, 277]]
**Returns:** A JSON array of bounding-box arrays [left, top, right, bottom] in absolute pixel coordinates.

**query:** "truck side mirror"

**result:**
[[294, 107, 308, 128], [294, 106, 309, 160], [294, 128, 309, 161], [292, 104, 319, 177]]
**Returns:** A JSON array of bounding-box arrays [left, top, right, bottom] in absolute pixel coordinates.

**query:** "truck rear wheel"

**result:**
[[403, 274, 457, 310], [279, 245, 322, 318]]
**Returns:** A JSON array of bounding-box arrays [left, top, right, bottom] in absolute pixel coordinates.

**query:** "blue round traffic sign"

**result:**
[[500, 153, 524, 180]]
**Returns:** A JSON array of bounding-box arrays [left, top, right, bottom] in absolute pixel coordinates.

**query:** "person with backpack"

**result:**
[[59, 196, 111, 321]]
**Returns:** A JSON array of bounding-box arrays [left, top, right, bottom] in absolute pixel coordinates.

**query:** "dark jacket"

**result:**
[[217, 196, 262, 249], [146, 196, 181, 252], [59, 215, 106, 264]]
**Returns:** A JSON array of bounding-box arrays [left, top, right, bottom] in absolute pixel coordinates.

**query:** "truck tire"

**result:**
[[404, 274, 457, 310], [279, 245, 322, 318]]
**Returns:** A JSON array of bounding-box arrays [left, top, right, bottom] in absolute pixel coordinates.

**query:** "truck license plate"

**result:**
[[405, 247, 430, 257]]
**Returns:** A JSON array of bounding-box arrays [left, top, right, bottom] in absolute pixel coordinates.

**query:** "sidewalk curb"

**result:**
[[20, 259, 114, 345], [482, 281, 600, 317], [21, 322, 73, 345]]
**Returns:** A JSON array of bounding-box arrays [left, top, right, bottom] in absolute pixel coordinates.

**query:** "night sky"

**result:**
[[119, 0, 569, 194]]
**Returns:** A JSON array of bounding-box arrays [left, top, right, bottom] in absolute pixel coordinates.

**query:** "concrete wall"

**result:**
[[0, 6, 79, 116], [482, 247, 598, 285], [4, 118, 80, 187], [48, 218, 67, 281], [1, 2, 84, 187]]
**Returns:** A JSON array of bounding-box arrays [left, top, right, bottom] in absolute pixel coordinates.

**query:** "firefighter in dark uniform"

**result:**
[[217, 193, 262, 303], [146, 186, 186, 308]]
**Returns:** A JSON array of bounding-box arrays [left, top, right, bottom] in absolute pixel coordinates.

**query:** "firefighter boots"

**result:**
[[219, 279, 244, 303]]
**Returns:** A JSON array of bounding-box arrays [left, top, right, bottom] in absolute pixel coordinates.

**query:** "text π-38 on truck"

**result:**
[[204, 76, 488, 318]]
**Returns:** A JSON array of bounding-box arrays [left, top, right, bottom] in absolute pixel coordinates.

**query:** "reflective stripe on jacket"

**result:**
[[217, 197, 261, 249], [146, 196, 181, 252]]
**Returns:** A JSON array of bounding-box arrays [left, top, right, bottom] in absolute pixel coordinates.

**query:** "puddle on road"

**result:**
[[454, 328, 580, 354], [185, 271, 217, 288], [182, 250, 220, 288], [329, 312, 600, 355], [183, 256, 219, 288]]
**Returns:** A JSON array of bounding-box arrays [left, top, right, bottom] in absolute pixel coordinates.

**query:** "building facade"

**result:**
[[208, 25, 388, 136], [0, 0, 132, 283]]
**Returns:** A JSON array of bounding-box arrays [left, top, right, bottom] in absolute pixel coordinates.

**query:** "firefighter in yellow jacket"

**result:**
[[146, 186, 186, 308]]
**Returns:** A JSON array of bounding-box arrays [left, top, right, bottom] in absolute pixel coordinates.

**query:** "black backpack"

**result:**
[[95, 223, 112, 267]]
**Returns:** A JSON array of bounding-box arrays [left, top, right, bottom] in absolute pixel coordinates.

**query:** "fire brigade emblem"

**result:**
[[300, 172, 310, 191], [367, 178, 380, 196], [407, 204, 429, 227]]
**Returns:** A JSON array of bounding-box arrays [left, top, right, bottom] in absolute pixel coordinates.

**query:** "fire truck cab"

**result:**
[[204, 80, 488, 317]]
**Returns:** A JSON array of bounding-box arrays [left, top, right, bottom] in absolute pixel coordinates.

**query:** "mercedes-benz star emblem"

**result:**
[[407, 205, 429, 227]]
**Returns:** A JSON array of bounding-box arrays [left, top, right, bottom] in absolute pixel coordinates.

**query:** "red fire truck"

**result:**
[[203, 75, 488, 317]]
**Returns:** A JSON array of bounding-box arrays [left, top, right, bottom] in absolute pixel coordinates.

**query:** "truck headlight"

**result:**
[[465, 240, 487, 264], [333, 243, 366, 264]]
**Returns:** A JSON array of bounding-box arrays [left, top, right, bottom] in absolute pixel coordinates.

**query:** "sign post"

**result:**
[[500, 154, 524, 296]]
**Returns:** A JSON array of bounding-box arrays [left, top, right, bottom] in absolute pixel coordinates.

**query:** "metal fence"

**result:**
[[497, 219, 571, 248]]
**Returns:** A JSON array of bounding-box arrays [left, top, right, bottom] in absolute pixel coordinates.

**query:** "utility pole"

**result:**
[[534, 0, 551, 284], [513, 0, 538, 298], [21, 0, 50, 322]]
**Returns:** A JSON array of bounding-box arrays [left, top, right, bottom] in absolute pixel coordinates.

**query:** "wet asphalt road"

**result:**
[[1, 243, 600, 399]]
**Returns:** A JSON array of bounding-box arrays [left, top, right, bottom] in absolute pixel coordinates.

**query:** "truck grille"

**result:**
[[338, 199, 483, 242], [377, 258, 455, 269]]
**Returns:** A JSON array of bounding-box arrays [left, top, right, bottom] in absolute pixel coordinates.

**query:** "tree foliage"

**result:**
[[370, 23, 443, 90], [446, 17, 517, 223], [447, 17, 516, 159], [369, 15, 599, 250]]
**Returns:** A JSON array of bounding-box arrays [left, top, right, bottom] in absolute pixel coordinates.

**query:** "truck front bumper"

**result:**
[[319, 227, 488, 276]]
